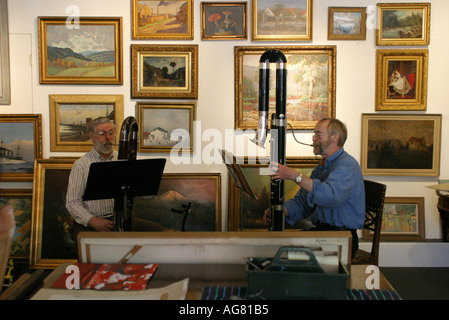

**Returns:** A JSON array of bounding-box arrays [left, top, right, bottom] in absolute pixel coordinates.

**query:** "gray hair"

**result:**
[[318, 118, 347, 147], [87, 117, 116, 133]]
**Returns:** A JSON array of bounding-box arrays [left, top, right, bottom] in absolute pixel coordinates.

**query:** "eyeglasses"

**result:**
[[312, 132, 328, 139], [94, 130, 116, 137]]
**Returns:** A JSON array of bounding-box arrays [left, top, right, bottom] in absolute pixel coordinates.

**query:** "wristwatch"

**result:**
[[295, 174, 302, 184]]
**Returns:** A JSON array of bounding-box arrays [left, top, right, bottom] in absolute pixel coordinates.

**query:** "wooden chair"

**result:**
[[352, 180, 387, 266]]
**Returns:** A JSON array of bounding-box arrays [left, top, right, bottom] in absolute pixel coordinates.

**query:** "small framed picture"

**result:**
[[131, 0, 194, 40], [251, 0, 312, 41], [131, 44, 198, 99], [376, 49, 428, 111], [327, 7, 366, 40], [376, 3, 431, 46], [0, 114, 43, 182], [201, 2, 247, 40], [364, 197, 425, 241], [137, 102, 196, 153]]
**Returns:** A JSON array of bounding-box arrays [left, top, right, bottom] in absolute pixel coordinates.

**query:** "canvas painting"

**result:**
[[133, 174, 221, 231], [38, 17, 122, 84]]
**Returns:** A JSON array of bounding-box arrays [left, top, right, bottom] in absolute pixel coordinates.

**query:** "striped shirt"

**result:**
[[66, 148, 118, 226]]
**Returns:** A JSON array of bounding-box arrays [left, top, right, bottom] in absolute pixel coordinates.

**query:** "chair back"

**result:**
[[363, 180, 387, 265]]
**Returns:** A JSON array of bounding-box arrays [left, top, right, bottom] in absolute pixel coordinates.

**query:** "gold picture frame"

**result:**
[[251, 0, 312, 41], [327, 7, 366, 40], [30, 159, 78, 269], [361, 113, 441, 176], [38, 17, 123, 85], [49, 94, 124, 152], [234, 46, 336, 130], [0, 114, 43, 182], [131, 44, 198, 99], [137, 101, 196, 153], [131, 0, 194, 40], [376, 49, 428, 111], [201, 1, 247, 40], [376, 3, 431, 46], [228, 157, 321, 231], [0, 0, 10, 104]]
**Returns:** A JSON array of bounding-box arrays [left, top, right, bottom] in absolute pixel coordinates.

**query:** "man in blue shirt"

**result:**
[[267, 118, 365, 255]]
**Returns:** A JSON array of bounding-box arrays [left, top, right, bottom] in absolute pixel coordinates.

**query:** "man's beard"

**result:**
[[94, 141, 114, 155], [313, 139, 330, 156]]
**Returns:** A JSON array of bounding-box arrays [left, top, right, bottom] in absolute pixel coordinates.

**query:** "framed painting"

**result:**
[[49, 94, 124, 152], [0, 0, 10, 104], [376, 49, 428, 111], [0, 114, 43, 182], [0, 189, 33, 259], [131, 44, 198, 99], [234, 46, 336, 130], [131, 0, 194, 40], [38, 17, 123, 84], [363, 197, 425, 241], [327, 7, 366, 40], [30, 159, 78, 269], [251, 0, 312, 41], [376, 3, 431, 46], [361, 113, 441, 176], [137, 102, 196, 153], [133, 173, 222, 231], [228, 157, 321, 231], [201, 2, 247, 40]]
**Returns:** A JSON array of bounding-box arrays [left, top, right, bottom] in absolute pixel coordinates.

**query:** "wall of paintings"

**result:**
[[1, 0, 448, 266]]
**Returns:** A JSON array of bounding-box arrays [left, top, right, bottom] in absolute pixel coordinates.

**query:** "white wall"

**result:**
[[3, 0, 448, 266]]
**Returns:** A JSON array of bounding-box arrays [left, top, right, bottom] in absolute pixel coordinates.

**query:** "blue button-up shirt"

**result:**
[[285, 148, 365, 230]]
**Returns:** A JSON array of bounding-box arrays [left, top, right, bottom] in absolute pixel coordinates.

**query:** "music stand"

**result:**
[[219, 149, 258, 199], [83, 158, 166, 231]]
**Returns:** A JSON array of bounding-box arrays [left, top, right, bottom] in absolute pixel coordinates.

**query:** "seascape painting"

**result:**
[[0, 122, 35, 174]]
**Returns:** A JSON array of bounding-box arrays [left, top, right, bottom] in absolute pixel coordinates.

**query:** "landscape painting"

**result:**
[[137, 102, 195, 153], [376, 3, 431, 46], [234, 46, 336, 130], [131, 45, 198, 99], [132, 0, 193, 40], [38, 17, 122, 84], [361, 114, 441, 176], [252, 0, 312, 41], [133, 173, 221, 231]]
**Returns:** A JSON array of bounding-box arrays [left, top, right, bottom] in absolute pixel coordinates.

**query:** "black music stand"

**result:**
[[83, 158, 166, 231]]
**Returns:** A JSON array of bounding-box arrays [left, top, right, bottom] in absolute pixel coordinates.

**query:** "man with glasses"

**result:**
[[66, 117, 118, 240], [265, 118, 365, 255]]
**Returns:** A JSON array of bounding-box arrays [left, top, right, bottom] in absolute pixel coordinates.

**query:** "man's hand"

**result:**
[[270, 162, 298, 181], [88, 217, 114, 231]]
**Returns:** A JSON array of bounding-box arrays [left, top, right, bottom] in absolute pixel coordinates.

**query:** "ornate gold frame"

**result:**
[[376, 3, 431, 46], [30, 159, 77, 269], [131, 0, 194, 40], [375, 49, 428, 111], [234, 45, 336, 130], [131, 44, 198, 99]]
